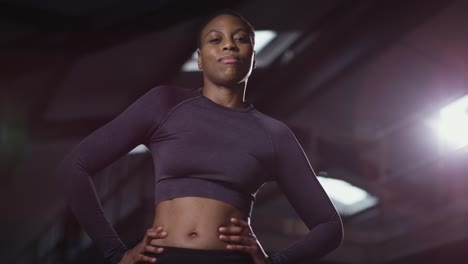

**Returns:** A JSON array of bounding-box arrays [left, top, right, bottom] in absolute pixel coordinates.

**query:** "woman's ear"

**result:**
[[197, 48, 203, 70]]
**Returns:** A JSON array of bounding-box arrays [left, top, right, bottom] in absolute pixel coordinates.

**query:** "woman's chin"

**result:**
[[217, 79, 247, 88], [217, 74, 250, 86]]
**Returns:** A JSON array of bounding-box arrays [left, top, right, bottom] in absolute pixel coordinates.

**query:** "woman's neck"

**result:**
[[201, 83, 248, 109]]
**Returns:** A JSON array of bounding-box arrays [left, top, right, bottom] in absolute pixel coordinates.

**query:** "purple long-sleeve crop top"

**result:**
[[57, 85, 343, 264]]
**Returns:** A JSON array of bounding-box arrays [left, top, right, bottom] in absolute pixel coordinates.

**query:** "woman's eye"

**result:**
[[209, 38, 220, 43], [235, 36, 248, 42]]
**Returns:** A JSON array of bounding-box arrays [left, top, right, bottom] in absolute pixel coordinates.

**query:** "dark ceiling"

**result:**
[[1, 0, 468, 263]]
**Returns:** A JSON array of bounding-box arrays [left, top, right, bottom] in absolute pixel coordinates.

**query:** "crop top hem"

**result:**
[[155, 177, 254, 216]]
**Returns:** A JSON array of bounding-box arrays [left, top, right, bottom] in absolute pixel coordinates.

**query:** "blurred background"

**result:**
[[1, 0, 467, 263]]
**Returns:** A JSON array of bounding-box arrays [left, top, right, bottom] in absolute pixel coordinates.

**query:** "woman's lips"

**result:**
[[219, 55, 239, 63]]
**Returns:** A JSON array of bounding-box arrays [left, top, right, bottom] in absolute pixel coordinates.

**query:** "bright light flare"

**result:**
[[318, 176, 370, 205], [252, 30, 277, 53], [128, 144, 149, 155], [317, 176, 378, 216], [433, 95, 468, 149]]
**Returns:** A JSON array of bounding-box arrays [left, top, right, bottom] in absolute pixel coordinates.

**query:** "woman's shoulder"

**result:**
[[141, 85, 200, 111], [250, 110, 292, 137], [148, 85, 199, 100]]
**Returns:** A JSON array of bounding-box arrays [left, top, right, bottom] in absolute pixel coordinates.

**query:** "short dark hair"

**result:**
[[197, 9, 255, 48]]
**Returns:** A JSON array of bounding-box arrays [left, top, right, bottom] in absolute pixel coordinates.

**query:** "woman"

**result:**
[[57, 10, 343, 264]]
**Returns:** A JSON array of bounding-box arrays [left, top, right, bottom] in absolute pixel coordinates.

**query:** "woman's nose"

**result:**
[[223, 41, 238, 51]]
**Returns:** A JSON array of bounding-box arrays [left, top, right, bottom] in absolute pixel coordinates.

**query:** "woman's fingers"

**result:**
[[225, 244, 256, 253], [219, 219, 268, 264], [145, 244, 165, 254], [142, 226, 166, 259], [219, 226, 244, 234], [219, 218, 256, 246], [230, 218, 249, 228], [119, 228, 166, 263], [144, 227, 167, 243], [147, 227, 167, 238], [219, 218, 252, 235], [138, 254, 157, 263], [219, 218, 257, 248], [219, 234, 256, 245]]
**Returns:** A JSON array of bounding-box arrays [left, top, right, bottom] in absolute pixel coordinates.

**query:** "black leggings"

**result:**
[[140, 246, 253, 264]]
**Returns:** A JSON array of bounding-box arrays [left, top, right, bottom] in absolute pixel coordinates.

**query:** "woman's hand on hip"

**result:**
[[119, 226, 167, 264], [219, 218, 271, 264]]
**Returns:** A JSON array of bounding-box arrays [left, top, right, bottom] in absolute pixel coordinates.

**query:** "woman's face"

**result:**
[[198, 14, 255, 87]]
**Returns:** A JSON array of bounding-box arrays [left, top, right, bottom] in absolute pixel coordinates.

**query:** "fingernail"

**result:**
[[219, 227, 226, 232], [231, 218, 236, 222], [161, 231, 167, 236], [219, 235, 225, 239]]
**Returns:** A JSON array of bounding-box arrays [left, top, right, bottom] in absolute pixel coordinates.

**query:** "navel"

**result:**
[[188, 231, 199, 238]]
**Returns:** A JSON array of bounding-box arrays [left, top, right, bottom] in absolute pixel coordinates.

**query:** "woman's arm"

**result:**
[[56, 87, 164, 263], [268, 122, 343, 264]]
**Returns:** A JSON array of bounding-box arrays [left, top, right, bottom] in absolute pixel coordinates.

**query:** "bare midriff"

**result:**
[[149, 196, 248, 249]]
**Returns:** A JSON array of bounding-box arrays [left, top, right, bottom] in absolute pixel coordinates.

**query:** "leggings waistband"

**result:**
[[141, 245, 253, 264], [155, 245, 247, 255]]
